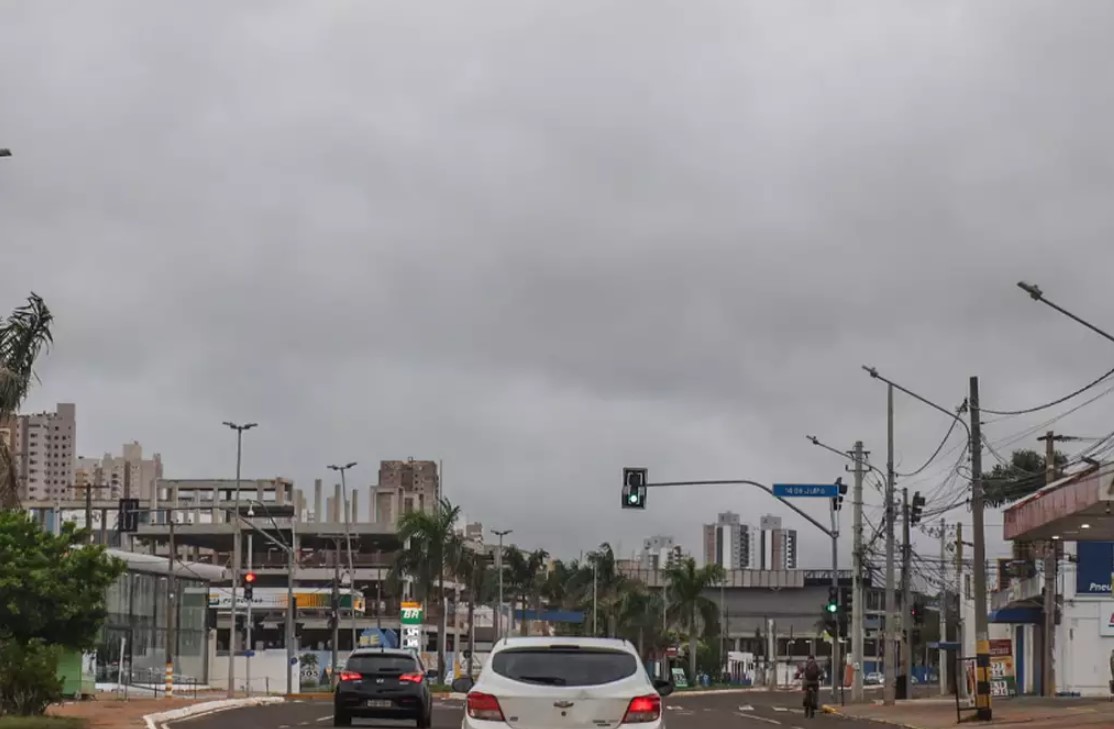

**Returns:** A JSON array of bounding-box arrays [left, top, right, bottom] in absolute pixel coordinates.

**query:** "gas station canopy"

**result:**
[[1003, 465, 1114, 541]]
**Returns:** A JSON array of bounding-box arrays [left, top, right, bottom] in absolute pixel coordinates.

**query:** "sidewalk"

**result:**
[[825, 696, 1114, 728], [47, 692, 238, 729]]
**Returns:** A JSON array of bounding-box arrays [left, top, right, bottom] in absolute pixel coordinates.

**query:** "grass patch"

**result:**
[[0, 717, 87, 729]]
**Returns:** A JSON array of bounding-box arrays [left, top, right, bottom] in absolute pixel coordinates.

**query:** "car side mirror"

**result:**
[[653, 679, 674, 696], [451, 677, 474, 693]]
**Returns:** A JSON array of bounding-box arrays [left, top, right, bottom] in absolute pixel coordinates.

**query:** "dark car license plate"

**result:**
[[365, 700, 391, 708]]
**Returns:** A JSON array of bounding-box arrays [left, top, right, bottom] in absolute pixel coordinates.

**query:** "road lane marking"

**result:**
[[737, 714, 781, 725], [314, 716, 333, 723]]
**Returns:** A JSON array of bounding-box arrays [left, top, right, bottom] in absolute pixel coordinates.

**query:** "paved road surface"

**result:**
[[167, 692, 892, 729]]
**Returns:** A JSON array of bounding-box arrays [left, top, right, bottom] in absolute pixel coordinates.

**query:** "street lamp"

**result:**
[[1018, 281, 1114, 346], [0, 149, 10, 158], [221, 421, 256, 697], [490, 528, 512, 640], [327, 461, 359, 659]]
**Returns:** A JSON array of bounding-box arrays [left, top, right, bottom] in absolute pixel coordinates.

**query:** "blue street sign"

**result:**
[[772, 483, 840, 498]]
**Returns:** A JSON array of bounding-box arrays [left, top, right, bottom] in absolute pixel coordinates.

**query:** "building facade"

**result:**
[[374, 459, 439, 528], [703, 511, 754, 570], [759, 515, 798, 570], [74, 441, 164, 501], [0, 402, 76, 502], [641, 535, 682, 570]]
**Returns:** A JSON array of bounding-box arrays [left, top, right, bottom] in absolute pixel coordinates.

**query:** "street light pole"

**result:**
[[0, 149, 10, 157], [491, 529, 512, 641], [1018, 282, 1114, 345], [328, 461, 359, 652], [222, 421, 256, 697]]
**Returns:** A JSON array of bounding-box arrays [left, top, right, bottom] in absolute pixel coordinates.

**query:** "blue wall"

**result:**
[[1075, 542, 1114, 596]]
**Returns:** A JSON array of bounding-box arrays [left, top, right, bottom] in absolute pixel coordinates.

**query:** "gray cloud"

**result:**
[[4, 1, 1114, 564]]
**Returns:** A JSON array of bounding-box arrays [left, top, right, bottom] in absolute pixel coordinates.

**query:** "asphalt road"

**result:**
[[167, 691, 893, 729]]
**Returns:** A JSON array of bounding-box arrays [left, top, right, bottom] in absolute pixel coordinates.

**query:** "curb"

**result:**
[[144, 697, 284, 729]]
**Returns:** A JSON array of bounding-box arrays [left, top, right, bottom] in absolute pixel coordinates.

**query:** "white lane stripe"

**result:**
[[314, 716, 333, 723], [736, 714, 781, 725]]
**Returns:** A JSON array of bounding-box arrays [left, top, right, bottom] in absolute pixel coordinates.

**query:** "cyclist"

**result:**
[[801, 655, 822, 716]]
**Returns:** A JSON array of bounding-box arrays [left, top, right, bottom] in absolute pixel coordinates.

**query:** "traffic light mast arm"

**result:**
[[644, 480, 836, 538]]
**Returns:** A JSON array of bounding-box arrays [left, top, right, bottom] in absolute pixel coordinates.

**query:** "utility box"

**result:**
[[56, 649, 96, 699]]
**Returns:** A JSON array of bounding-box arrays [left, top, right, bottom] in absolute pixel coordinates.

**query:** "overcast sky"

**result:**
[[4, 1, 1114, 571]]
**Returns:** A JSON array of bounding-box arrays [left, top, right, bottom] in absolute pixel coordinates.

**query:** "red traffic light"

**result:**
[[244, 572, 257, 584]]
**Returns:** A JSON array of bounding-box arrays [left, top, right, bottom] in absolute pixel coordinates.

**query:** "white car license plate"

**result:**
[[366, 700, 391, 708]]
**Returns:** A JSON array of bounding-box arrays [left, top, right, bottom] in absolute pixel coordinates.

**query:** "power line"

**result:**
[[981, 364, 1114, 416]]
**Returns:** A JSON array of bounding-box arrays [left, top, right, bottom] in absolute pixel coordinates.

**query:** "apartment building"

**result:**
[[641, 535, 682, 570], [0, 402, 76, 502], [373, 458, 439, 528], [703, 511, 755, 569], [74, 441, 164, 501], [759, 514, 798, 570]]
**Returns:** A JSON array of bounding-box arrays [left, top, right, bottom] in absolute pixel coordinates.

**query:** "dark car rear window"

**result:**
[[346, 654, 420, 674], [491, 648, 637, 687]]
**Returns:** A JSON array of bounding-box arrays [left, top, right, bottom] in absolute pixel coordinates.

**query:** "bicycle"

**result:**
[[803, 683, 818, 718]]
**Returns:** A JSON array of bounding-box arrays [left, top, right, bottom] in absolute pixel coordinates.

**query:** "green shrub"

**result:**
[[0, 640, 64, 716], [0, 718, 84, 729]]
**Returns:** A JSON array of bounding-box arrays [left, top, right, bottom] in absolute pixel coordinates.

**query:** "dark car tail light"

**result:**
[[338, 671, 362, 682], [399, 672, 424, 683], [622, 694, 661, 723], [466, 692, 505, 721]]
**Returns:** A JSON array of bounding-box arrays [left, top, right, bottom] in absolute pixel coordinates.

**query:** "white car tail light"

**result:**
[[622, 694, 661, 723], [466, 691, 506, 722]]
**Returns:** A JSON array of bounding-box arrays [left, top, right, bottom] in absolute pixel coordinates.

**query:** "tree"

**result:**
[[0, 513, 125, 714], [982, 448, 1068, 508], [0, 293, 54, 510], [453, 547, 495, 677], [664, 557, 724, 681], [394, 497, 462, 680]]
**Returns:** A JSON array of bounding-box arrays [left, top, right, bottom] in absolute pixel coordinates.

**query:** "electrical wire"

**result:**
[[896, 413, 962, 478], [980, 364, 1114, 416]]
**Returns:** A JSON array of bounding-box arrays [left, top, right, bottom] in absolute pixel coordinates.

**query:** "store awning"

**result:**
[[1003, 465, 1114, 541], [988, 607, 1043, 625]]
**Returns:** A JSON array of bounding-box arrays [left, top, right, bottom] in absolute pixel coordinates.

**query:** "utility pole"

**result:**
[[902, 487, 912, 694], [246, 525, 254, 695], [956, 522, 966, 700], [222, 421, 256, 698], [969, 376, 992, 720], [939, 519, 948, 695], [328, 462, 359, 652], [1036, 431, 1058, 697], [331, 538, 341, 688], [884, 384, 897, 705], [165, 513, 177, 698], [491, 529, 511, 641], [592, 560, 599, 636], [286, 518, 297, 697], [851, 440, 866, 702]]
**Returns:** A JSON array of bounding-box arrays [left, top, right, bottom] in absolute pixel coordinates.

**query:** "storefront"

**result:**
[[96, 549, 225, 687]]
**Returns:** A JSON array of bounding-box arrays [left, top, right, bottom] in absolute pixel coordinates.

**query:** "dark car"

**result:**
[[333, 649, 432, 727]]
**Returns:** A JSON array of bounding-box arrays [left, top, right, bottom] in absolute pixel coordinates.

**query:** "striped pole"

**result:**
[[165, 660, 174, 698]]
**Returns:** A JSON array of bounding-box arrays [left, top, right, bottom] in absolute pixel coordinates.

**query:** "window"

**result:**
[[490, 647, 638, 687], [345, 653, 421, 674]]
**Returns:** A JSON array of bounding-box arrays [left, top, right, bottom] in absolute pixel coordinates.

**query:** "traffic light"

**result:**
[[825, 585, 839, 614], [117, 498, 140, 533], [911, 597, 924, 625], [243, 572, 256, 601], [840, 585, 852, 615], [621, 468, 648, 509], [832, 477, 848, 511], [910, 491, 926, 525]]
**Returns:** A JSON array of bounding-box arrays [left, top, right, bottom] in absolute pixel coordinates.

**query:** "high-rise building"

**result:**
[[74, 441, 164, 501], [759, 514, 798, 570], [702, 511, 755, 569], [640, 535, 682, 570], [373, 458, 440, 528], [0, 403, 76, 502]]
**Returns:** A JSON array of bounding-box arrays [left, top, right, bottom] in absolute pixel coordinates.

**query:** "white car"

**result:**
[[451, 636, 674, 728]]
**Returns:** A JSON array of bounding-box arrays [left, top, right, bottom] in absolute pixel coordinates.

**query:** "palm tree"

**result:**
[[395, 497, 462, 679], [453, 547, 494, 677], [664, 557, 724, 681], [0, 294, 53, 510]]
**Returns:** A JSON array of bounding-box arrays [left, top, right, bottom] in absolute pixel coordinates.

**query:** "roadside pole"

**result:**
[[851, 441, 865, 702], [939, 519, 948, 695], [969, 376, 992, 720], [884, 385, 897, 705], [902, 488, 912, 693], [829, 498, 841, 702]]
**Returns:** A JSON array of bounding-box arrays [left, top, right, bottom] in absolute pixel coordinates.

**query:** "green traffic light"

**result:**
[[628, 493, 639, 504], [826, 603, 838, 613]]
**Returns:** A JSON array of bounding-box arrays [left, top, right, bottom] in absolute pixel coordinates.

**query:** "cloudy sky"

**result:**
[[4, 1, 1114, 570]]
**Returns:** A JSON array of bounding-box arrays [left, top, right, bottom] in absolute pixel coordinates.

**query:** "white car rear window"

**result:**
[[490, 647, 638, 687]]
